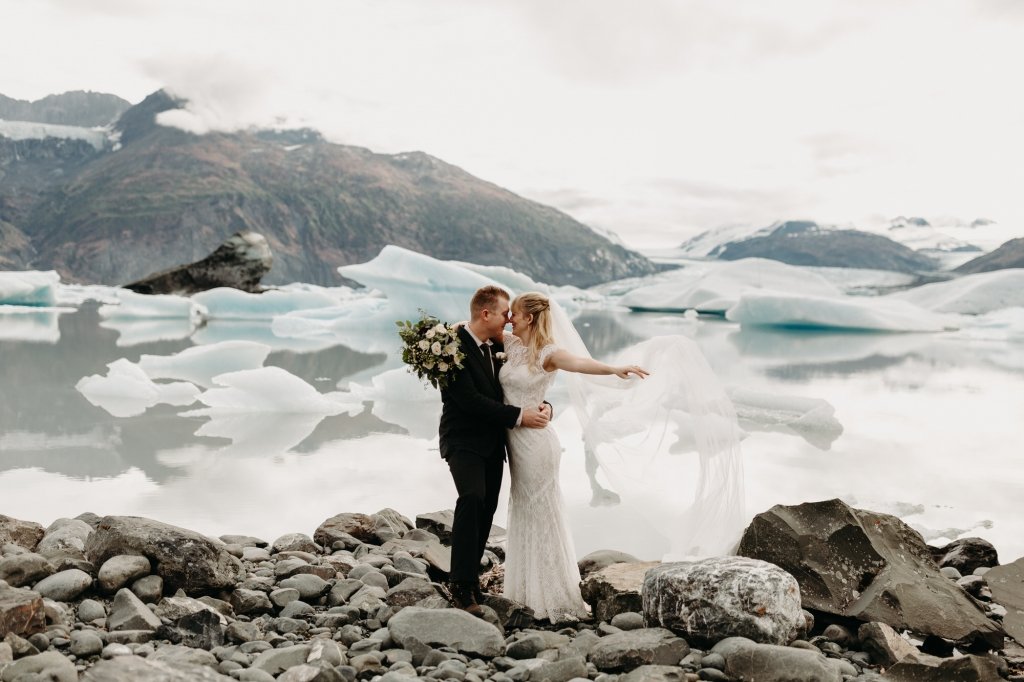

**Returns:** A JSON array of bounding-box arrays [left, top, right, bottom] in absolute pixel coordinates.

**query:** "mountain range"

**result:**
[[0, 90, 656, 288]]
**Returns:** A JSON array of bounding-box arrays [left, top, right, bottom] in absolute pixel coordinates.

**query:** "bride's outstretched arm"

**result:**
[[544, 349, 649, 379]]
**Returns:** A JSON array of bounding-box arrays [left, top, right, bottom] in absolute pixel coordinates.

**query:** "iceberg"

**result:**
[[192, 286, 341, 319], [728, 388, 844, 450], [137, 340, 272, 388], [76, 359, 200, 418], [187, 366, 351, 415], [0, 307, 66, 344], [889, 269, 1024, 314], [0, 270, 60, 307], [621, 258, 842, 314], [726, 290, 957, 332], [99, 289, 207, 319]]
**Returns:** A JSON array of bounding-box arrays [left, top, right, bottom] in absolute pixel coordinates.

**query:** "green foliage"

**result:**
[[397, 311, 465, 389]]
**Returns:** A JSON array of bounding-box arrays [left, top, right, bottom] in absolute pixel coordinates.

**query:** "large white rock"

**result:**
[[642, 557, 803, 646]]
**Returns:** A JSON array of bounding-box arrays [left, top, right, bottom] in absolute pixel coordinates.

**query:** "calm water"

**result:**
[[2, 302, 1022, 562]]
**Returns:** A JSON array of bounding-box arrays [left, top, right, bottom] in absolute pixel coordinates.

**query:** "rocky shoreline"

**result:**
[[1, 500, 1021, 682]]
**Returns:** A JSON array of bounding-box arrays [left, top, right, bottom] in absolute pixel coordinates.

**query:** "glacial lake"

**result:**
[[1, 298, 1023, 563]]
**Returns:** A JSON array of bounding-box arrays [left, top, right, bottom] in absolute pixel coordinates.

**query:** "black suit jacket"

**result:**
[[439, 327, 520, 460]]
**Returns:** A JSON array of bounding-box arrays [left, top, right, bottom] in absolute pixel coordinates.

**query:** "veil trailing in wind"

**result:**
[[547, 299, 746, 560]]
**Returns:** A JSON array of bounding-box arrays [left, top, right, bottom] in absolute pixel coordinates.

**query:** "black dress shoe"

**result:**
[[449, 581, 484, 618]]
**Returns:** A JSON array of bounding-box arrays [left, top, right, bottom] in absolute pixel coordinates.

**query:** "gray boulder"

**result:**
[[737, 499, 1004, 649], [388, 606, 505, 657], [385, 577, 437, 608], [414, 510, 505, 547], [314, 513, 378, 546], [33, 568, 93, 602], [0, 552, 53, 587], [858, 621, 919, 666], [578, 550, 641, 578], [250, 643, 312, 675], [380, 534, 452, 576], [85, 516, 242, 592], [0, 515, 44, 551], [710, 636, 843, 682], [98, 554, 151, 592], [124, 230, 272, 296], [108, 587, 161, 631], [985, 556, 1024, 645], [82, 654, 235, 680], [271, 533, 318, 554], [643, 557, 803, 645], [70, 630, 104, 657], [36, 518, 93, 561], [371, 508, 414, 543], [0, 651, 76, 682], [278, 573, 330, 601], [588, 628, 689, 671], [0, 584, 45, 638], [231, 588, 273, 615], [581, 561, 660, 622]]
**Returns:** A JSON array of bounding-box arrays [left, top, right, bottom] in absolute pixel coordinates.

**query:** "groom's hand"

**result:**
[[521, 406, 550, 429], [540, 402, 552, 419]]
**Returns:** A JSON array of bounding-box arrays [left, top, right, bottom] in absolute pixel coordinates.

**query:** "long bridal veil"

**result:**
[[548, 300, 746, 560]]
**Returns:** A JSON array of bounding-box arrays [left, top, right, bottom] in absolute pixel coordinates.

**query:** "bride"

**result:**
[[500, 292, 648, 622]]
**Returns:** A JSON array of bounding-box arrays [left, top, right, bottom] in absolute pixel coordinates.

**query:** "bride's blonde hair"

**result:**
[[513, 292, 554, 370]]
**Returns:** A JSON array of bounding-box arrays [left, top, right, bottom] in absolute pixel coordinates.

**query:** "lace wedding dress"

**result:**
[[500, 332, 589, 622]]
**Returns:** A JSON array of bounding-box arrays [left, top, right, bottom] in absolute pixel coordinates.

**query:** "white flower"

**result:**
[[425, 329, 436, 339], [433, 323, 447, 334], [418, 339, 430, 350], [444, 343, 457, 355], [438, 361, 449, 372], [494, 352, 507, 361], [431, 341, 442, 355]]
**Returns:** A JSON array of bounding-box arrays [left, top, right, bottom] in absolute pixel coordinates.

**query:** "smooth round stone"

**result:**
[[70, 631, 104, 657], [131, 574, 163, 603], [78, 599, 106, 623], [271, 588, 301, 608], [610, 612, 644, 631], [98, 555, 152, 592], [700, 652, 726, 670], [102, 643, 133, 658], [278, 574, 329, 600], [28, 632, 50, 651], [361, 572, 389, 590], [347, 564, 375, 581], [940, 566, 963, 580], [34, 568, 93, 602], [244, 547, 272, 562], [272, 533, 318, 554]]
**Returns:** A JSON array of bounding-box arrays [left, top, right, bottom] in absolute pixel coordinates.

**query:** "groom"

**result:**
[[439, 285, 550, 616]]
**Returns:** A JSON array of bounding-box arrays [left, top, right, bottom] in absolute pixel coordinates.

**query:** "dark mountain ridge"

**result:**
[[955, 238, 1024, 274], [1, 90, 655, 287], [0, 90, 131, 127]]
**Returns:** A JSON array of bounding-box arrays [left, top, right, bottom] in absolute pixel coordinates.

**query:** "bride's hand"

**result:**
[[614, 365, 649, 380]]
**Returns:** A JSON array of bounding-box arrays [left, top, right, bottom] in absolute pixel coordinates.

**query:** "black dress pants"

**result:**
[[446, 449, 503, 582]]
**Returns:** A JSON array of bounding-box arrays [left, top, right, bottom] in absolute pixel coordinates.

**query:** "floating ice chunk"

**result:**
[[622, 258, 842, 313], [344, 367, 442, 439], [56, 283, 120, 306], [101, 317, 199, 347], [889, 269, 1024, 314], [192, 286, 340, 319], [99, 288, 207, 319], [188, 366, 351, 414], [726, 290, 957, 332], [728, 387, 844, 450], [0, 307, 67, 343], [0, 270, 60, 306], [456, 261, 545, 294], [76, 358, 200, 418], [137, 340, 272, 388]]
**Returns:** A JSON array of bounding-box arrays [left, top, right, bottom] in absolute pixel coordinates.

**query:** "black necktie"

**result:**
[[481, 343, 494, 378]]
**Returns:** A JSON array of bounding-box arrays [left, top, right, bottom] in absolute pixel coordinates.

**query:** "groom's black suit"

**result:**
[[439, 326, 520, 583]]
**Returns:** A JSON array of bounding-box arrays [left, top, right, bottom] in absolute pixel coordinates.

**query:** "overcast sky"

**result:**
[[2, 0, 1022, 249]]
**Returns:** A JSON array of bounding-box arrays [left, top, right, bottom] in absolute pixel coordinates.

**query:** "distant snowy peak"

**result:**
[[884, 215, 984, 254], [0, 120, 110, 151]]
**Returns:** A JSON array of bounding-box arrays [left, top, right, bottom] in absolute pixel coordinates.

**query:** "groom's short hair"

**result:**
[[470, 285, 509, 320]]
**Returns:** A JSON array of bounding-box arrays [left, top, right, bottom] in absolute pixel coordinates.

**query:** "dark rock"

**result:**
[[124, 231, 272, 295], [956, 237, 1024, 274], [737, 499, 1004, 649], [581, 561, 660, 622], [480, 593, 536, 630], [930, 537, 999, 575], [881, 652, 1003, 681], [231, 588, 273, 615], [6, 631, 39, 657], [84, 515, 243, 592], [642, 557, 803, 646], [109, 587, 162, 631], [985, 556, 1024, 645], [385, 577, 437, 608], [414, 510, 505, 548], [156, 608, 225, 649], [0, 515, 44, 551], [588, 628, 689, 672], [578, 550, 641, 578]]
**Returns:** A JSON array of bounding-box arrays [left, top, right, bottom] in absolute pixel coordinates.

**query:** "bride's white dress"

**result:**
[[500, 332, 589, 622]]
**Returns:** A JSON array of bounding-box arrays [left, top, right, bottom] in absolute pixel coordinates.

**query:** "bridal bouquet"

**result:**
[[397, 312, 465, 389]]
